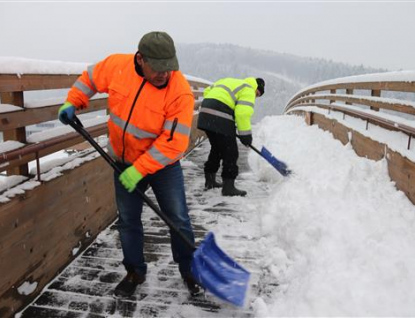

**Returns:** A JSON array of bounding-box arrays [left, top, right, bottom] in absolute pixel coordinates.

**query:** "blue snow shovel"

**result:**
[[68, 116, 250, 307], [192, 232, 250, 307], [237, 136, 292, 176]]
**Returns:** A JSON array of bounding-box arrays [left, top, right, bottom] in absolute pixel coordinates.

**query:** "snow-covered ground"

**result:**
[[246, 115, 415, 316], [6, 113, 415, 317], [1, 57, 415, 315]]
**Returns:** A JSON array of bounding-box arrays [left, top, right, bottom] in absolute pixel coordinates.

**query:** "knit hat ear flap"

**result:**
[[256, 78, 265, 96]]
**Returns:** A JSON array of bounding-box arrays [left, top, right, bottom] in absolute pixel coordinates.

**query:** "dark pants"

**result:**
[[114, 161, 195, 278], [204, 130, 239, 179]]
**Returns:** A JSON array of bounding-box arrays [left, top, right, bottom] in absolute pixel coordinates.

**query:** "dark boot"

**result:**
[[222, 179, 247, 197], [204, 172, 222, 190], [114, 271, 146, 297], [182, 274, 203, 296]]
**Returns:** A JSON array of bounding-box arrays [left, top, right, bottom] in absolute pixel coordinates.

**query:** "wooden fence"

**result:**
[[284, 71, 415, 204], [0, 68, 209, 317]]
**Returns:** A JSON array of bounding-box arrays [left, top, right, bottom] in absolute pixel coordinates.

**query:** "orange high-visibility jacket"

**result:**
[[67, 54, 194, 177]]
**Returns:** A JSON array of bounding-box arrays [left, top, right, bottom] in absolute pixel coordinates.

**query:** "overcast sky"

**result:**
[[1, 1, 415, 71]]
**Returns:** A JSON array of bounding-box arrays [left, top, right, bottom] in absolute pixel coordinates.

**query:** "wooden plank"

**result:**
[[297, 113, 415, 206], [0, 157, 117, 317], [192, 91, 204, 99], [0, 125, 108, 175], [187, 80, 210, 89], [387, 148, 415, 205], [188, 114, 206, 151], [289, 103, 415, 137], [0, 115, 203, 169], [288, 81, 415, 104], [330, 117, 350, 145], [0, 98, 107, 131], [0, 74, 80, 92], [194, 100, 202, 110], [371, 89, 381, 111], [309, 113, 385, 160], [305, 111, 313, 126], [289, 94, 415, 116], [329, 89, 336, 104], [1, 91, 24, 107], [345, 88, 353, 105], [312, 112, 335, 134], [1, 91, 28, 175], [2, 127, 26, 145], [351, 130, 386, 161], [0, 110, 205, 317]]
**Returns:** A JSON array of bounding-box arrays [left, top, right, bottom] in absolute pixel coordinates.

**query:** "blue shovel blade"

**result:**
[[260, 146, 292, 176], [191, 232, 250, 307]]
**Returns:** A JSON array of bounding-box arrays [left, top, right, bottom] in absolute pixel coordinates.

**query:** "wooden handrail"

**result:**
[[0, 62, 210, 318], [0, 74, 80, 92], [0, 98, 107, 130], [284, 70, 415, 207], [286, 94, 415, 116], [287, 80, 415, 107], [0, 124, 108, 179], [287, 103, 415, 137], [285, 71, 415, 145], [0, 71, 208, 179], [0, 124, 107, 163]]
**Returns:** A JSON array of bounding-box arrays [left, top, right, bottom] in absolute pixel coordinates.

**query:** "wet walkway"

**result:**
[[20, 141, 276, 317]]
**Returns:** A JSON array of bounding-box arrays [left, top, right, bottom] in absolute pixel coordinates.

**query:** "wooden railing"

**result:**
[[0, 65, 209, 317], [0, 74, 207, 178], [284, 70, 415, 204]]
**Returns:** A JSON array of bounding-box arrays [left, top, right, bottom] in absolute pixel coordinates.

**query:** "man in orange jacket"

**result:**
[[58, 31, 200, 297]]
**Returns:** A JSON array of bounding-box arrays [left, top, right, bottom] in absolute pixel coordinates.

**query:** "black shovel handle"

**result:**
[[68, 116, 196, 251], [236, 135, 262, 155]]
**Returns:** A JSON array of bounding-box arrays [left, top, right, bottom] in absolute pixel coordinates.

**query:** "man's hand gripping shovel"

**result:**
[[68, 116, 251, 307], [237, 135, 292, 176]]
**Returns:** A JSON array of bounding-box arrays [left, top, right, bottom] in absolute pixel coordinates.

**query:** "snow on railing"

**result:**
[[285, 70, 415, 206], [0, 57, 209, 183], [285, 70, 415, 149]]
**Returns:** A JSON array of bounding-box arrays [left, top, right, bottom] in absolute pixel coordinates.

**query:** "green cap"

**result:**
[[138, 31, 179, 72]]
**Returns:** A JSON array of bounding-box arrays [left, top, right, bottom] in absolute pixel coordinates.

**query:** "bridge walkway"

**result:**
[[19, 141, 276, 317]]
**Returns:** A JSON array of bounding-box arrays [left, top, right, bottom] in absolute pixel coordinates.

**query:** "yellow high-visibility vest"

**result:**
[[203, 77, 257, 134]]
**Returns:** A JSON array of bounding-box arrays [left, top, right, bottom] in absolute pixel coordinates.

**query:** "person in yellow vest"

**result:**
[[58, 31, 201, 297], [197, 77, 265, 196]]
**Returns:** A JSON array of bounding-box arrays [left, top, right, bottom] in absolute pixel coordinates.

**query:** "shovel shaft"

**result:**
[[68, 117, 196, 251], [248, 144, 262, 156], [235, 135, 263, 155], [236, 135, 291, 176]]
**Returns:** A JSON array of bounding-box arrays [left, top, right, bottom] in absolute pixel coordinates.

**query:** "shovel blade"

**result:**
[[260, 146, 292, 176], [191, 232, 250, 307]]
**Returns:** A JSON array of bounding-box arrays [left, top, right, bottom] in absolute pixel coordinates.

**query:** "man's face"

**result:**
[[137, 54, 171, 87]]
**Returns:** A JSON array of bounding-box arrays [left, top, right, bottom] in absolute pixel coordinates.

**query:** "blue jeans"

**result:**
[[114, 161, 195, 278]]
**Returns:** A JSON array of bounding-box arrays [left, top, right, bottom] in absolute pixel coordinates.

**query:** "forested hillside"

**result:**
[[177, 43, 385, 120]]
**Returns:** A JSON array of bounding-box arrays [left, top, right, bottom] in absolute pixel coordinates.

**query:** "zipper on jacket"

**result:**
[[167, 117, 178, 142], [121, 79, 147, 164]]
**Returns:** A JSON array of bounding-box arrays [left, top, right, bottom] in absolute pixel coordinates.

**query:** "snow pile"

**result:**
[[250, 115, 415, 316]]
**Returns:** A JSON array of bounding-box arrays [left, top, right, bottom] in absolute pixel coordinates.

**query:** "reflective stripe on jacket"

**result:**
[[200, 77, 257, 135], [67, 54, 194, 177]]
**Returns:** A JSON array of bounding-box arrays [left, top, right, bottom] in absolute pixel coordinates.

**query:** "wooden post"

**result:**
[[330, 89, 336, 104], [305, 111, 313, 126], [371, 89, 380, 111], [345, 88, 353, 105], [1, 91, 29, 176]]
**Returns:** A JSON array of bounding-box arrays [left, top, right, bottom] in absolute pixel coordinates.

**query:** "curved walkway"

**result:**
[[19, 141, 275, 318]]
